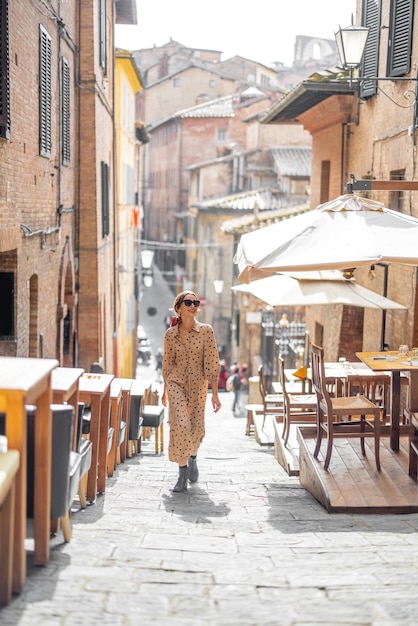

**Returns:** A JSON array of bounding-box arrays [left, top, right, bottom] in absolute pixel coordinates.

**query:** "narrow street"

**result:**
[[2, 272, 418, 625], [1, 363, 418, 623]]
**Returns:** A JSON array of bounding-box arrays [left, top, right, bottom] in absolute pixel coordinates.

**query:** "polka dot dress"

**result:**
[[162, 321, 220, 463]]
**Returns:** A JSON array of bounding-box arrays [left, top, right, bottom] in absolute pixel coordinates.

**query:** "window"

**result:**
[[63, 310, 71, 355], [312, 43, 321, 60], [101, 161, 110, 237], [173, 77, 180, 87], [209, 79, 215, 88], [319, 160, 330, 204], [389, 169, 405, 212], [314, 322, 324, 349], [0, 272, 14, 339], [99, 0, 107, 71], [387, 0, 414, 77], [360, 0, 381, 99], [217, 128, 226, 141], [0, 0, 10, 139], [39, 25, 52, 157], [61, 57, 70, 165]]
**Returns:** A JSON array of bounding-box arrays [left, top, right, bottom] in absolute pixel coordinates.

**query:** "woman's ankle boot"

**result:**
[[188, 456, 199, 483], [172, 465, 188, 492]]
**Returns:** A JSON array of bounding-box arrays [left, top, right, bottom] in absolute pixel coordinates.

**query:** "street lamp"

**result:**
[[213, 279, 224, 295], [335, 20, 418, 87], [335, 23, 369, 70], [141, 249, 154, 288]]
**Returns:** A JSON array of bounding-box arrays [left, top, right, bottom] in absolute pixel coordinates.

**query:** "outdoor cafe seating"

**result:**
[[346, 374, 391, 425], [277, 356, 316, 447], [26, 404, 82, 544], [310, 343, 382, 471], [0, 356, 161, 602], [258, 364, 283, 422], [75, 402, 93, 510], [0, 448, 20, 605]]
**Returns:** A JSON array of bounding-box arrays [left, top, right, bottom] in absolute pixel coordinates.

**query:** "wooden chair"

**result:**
[[27, 404, 82, 542], [258, 364, 283, 427], [310, 343, 382, 471], [346, 374, 391, 425], [75, 402, 93, 510], [140, 384, 164, 455], [277, 356, 317, 446]]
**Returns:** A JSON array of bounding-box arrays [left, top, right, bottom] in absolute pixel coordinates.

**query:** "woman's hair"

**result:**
[[172, 290, 198, 314]]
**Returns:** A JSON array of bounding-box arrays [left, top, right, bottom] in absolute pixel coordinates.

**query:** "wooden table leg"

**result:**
[[390, 371, 401, 451], [7, 393, 27, 593], [87, 396, 101, 502], [120, 392, 128, 462], [107, 398, 118, 477], [33, 386, 52, 566], [97, 390, 110, 493]]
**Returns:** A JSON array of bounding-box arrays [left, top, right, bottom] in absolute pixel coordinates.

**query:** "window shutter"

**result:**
[[61, 57, 70, 165], [387, 0, 414, 77], [39, 25, 52, 157], [101, 161, 110, 238], [0, 0, 10, 136], [359, 0, 381, 99], [99, 0, 107, 72]]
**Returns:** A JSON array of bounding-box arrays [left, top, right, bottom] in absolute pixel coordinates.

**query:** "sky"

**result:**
[[115, 0, 357, 67]]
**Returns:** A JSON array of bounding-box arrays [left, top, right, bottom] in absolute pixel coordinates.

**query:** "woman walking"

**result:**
[[161, 291, 221, 492]]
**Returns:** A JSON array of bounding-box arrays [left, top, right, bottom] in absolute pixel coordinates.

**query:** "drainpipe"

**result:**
[[112, 4, 118, 376], [340, 123, 346, 195]]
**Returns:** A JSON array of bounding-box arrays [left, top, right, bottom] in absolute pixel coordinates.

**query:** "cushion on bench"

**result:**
[[142, 405, 164, 428]]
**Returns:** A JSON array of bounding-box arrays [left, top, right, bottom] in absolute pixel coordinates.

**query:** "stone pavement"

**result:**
[[2, 381, 418, 625]]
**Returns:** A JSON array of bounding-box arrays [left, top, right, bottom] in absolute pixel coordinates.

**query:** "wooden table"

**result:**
[[51, 367, 84, 450], [278, 363, 373, 396], [0, 356, 58, 592], [78, 373, 114, 501], [108, 379, 123, 476], [113, 378, 135, 462], [356, 351, 418, 451]]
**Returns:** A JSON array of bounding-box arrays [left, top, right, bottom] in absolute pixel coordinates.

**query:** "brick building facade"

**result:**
[[0, 0, 79, 363], [0, 0, 138, 373], [255, 0, 418, 361]]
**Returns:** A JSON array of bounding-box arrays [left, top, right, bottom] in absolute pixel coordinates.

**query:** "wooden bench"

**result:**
[[0, 450, 20, 605], [141, 405, 165, 454], [244, 404, 263, 436]]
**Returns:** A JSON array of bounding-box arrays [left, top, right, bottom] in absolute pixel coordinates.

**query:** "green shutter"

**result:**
[[99, 0, 107, 71], [39, 25, 52, 157], [387, 0, 414, 77], [61, 57, 70, 165], [101, 161, 110, 238], [359, 0, 381, 99], [0, 0, 10, 136]]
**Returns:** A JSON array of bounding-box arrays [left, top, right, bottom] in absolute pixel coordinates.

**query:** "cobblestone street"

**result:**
[[2, 382, 418, 625]]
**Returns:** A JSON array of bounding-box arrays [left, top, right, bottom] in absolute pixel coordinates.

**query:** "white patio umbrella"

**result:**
[[236, 194, 418, 283], [231, 273, 407, 310]]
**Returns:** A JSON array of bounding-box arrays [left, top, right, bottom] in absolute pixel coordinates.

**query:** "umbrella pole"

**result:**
[[379, 263, 389, 351]]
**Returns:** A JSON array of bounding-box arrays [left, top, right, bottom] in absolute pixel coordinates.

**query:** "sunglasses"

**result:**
[[183, 299, 200, 307]]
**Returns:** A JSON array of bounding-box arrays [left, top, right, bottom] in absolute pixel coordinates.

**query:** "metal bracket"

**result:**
[[346, 174, 418, 193]]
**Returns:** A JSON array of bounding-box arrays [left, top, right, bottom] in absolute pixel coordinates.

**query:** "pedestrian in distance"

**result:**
[[161, 290, 221, 492], [231, 366, 241, 415], [155, 348, 163, 381]]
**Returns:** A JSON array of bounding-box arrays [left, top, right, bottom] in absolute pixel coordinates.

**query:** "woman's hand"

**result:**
[[161, 386, 169, 407], [211, 394, 221, 413]]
